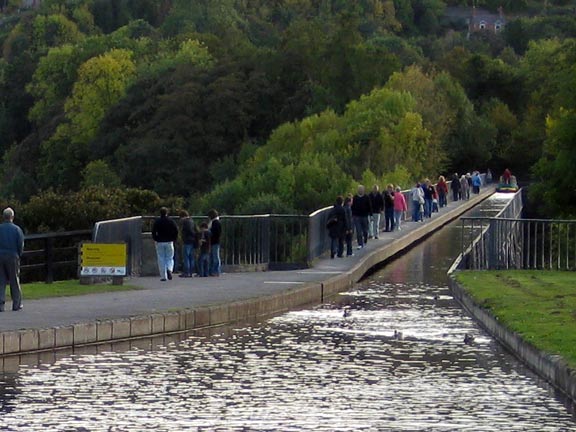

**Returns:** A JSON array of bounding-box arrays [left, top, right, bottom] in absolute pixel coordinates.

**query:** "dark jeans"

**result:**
[[452, 189, 459, 201], [182, 244, 195, 276], [0, 254, 21, 310], [424, 198, 433, 218], [345, 232, 353, 256], [198, 253, 210, 277], [210, 244, 221, 276], [439, 192, 447, 208], [384, 207, 394, 231], [330, 236, 344, 258], [353, 216, 369, 246]]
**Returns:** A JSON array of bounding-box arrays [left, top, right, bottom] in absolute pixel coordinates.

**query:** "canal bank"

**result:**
[[0, 188, 494, 358], [449, 275, 576, 404]]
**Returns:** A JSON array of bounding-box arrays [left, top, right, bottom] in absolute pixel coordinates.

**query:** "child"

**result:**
[[198, 222, 211, 277]]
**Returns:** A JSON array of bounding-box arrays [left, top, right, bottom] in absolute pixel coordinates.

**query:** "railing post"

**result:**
[[44, 237, 54, 284]]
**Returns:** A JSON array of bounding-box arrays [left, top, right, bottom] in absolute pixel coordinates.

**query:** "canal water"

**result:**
[[0, 195, 575, 431]]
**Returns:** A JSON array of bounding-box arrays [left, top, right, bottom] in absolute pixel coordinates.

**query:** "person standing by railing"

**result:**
[[437, 176, 448, 208], [472, 171, 482, 194], [0, 207, 24, 311], [351, 185, 372, 249], [152, 207, 178, 282], [208, 209, 222, 277], [326, 196, 346, 259], [368, 185, 384, 239], [423, 179, 434, 219], [179, 210, 198, 278]]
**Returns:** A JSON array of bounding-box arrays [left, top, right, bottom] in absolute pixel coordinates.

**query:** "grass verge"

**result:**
[[6, 280, 142, 301], [455, 270, 576, 368]]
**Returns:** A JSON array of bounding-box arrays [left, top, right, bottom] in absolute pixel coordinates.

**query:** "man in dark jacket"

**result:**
[[351, 185, 372, 249], [368, 185, 384, 239], [383, 184, 395, 232], [450, 173, 461, 202], [152, 207, 179, 281], [327, 196, 346, 258]]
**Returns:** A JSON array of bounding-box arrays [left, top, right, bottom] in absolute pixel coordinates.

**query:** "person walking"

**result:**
[[423, 179, 434, 219], [383, 184, 395, 232], [436, 176, 448, 208], [343, 195, 354, 256], [0, 208, 24, 311], [368, 185, 384, 239], [450, 173, 461, 202], [472, 172, 482, 194], [393, 187, 407, 231], [460, 175, 470, 200], [179, 210, 198, 278], [152, 207, 179, 282], [351, 185, 372, 249], [411, 182, 424, 222], [207, 209, 222, 277], [326, 196, 346, 259]]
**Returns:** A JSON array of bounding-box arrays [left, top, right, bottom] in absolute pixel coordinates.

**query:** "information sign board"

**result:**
[[80, 243, 127, 276]]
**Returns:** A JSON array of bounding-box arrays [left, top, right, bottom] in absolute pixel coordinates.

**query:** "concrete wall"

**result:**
[[0, 189, 492, 358], [449, 277, 576, 403]]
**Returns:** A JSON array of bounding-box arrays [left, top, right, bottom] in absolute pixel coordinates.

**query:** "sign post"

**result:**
[[80, 243, 127, 285]]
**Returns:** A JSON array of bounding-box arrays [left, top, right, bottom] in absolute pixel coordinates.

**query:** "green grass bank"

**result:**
[[455, 270, 576, 369], [8, 280, 141, 301]]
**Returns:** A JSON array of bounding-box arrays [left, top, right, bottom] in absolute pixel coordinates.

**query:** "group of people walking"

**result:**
[[327, 172, 483, 259], [326, 184, 408, 259], [152, 208, 222, 281]]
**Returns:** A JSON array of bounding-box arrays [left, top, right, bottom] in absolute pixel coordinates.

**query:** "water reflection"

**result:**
[[0, 195, 574, 430]]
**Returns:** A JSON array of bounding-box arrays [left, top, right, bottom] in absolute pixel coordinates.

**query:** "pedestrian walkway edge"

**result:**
[[0, 189, 493, 359]]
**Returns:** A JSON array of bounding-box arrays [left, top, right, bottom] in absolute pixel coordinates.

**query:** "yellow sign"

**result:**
[[81, 243, 127, 276]]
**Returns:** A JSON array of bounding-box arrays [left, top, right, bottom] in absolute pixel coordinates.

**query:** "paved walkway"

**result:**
[[0, 191, 493, 332]]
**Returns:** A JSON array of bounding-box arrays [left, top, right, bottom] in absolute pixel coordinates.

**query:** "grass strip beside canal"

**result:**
[[455, 270, 576, 368], [10, 280, 142, 300]]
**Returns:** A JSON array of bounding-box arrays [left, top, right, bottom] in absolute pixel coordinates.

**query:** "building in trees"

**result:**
[[468, 6, 506, 37]]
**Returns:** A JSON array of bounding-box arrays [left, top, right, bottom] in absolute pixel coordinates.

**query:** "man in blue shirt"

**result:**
[[0, 207, 24, 311]]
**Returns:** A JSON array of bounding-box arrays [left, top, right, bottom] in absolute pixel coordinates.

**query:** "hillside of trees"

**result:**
[[1, 0, 575, 230]]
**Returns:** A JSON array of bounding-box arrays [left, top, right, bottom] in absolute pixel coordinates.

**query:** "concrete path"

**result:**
[[0, 191, 493, 332]]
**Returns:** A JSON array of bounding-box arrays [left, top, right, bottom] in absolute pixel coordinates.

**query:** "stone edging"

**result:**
[[0, 190, 492, 358], [448, 276, 576, 403]]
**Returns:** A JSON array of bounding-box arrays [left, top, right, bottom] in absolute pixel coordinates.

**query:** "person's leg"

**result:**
[[190, 247, 196, 276], [353, 217, 363, 247], [0, 258, 7, 311], [156, 243, 167, 280], [337, 236, 344, 257], [362, 217, 369, 244], [394, 210, 401, 231], [210, 244, 221, 276], [167, 242, 174, 272], [345, 233, 353, 256], [330, 237, 337, 258], [182, 244, 191, 276], [8, 256, 21, 310], [373, 213, 380, 238], [412, 201, 419, 221]]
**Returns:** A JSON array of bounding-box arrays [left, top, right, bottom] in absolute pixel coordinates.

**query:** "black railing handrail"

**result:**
[[24, 229, 92, 241]]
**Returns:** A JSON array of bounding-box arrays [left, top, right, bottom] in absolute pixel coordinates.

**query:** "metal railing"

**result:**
[[453, 189, 576, 271], [21, 230, 92, 283], [91, 173, 490, 275]]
